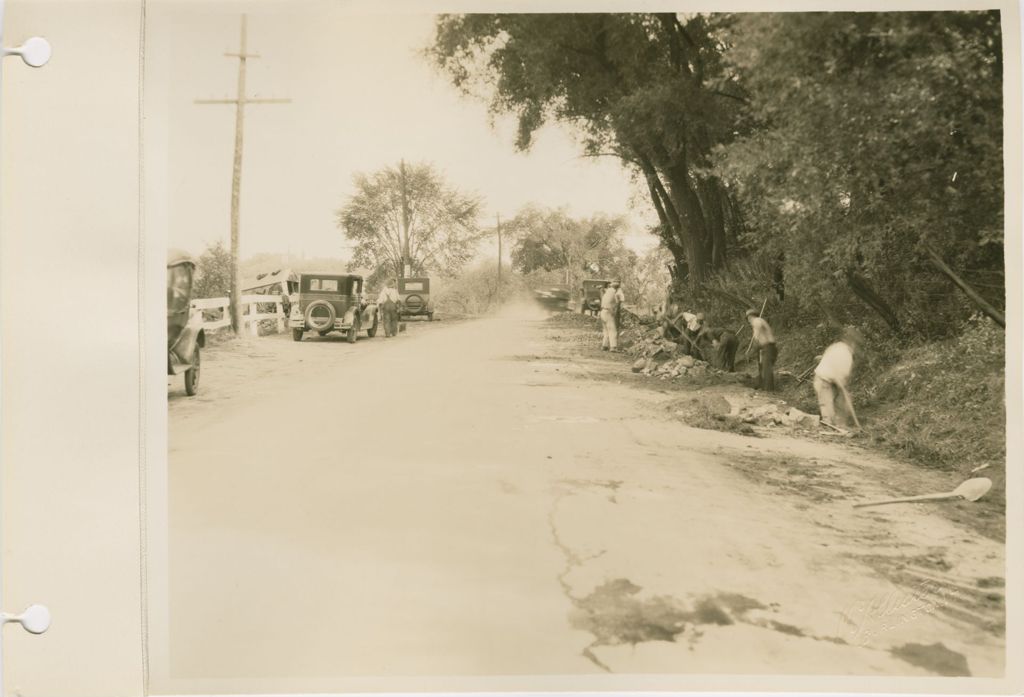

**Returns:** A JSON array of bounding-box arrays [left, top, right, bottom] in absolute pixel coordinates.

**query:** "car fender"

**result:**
[[169, 319, 203, 371], [360, 303, 378, 325]]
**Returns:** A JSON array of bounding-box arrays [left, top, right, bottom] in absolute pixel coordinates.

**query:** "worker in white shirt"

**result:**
[[746, 309, 778, 391], [376, 278, 401, 337], [813, 328, 863, 429], [600, 280, 625, 351]]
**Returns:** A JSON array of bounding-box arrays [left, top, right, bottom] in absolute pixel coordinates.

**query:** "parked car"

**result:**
[[289, 272, 378, 343], [167, 249, 205, 396], [580, 279, 611, 316], [397, 277, 434, 321]]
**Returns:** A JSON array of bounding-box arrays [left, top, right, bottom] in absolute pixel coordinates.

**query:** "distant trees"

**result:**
[[337, 161, 483, 280], [193, 240, 232, 299], [433, 260, 524, 315], [505, 206, 636, 291]]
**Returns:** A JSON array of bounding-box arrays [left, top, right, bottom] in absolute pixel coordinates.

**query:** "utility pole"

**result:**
[[399, 159, 411, 279], [496, 213, 502, 289], [196, 15, 290, 334]]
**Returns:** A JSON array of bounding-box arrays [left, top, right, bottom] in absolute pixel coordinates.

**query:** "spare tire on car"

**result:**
[[305, 300, 336, 333], [404, 293, 424, 312]]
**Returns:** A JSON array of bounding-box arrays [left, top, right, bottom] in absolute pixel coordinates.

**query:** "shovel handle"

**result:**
[[853, 492, 961, 508]]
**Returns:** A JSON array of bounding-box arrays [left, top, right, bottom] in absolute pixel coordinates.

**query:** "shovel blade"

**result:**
[[954, 477, 993, 502]]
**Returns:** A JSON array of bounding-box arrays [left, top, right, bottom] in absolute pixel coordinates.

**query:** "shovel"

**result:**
[[853, 478, 992, 508]]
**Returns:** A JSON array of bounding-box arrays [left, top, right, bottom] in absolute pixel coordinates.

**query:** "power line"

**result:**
[[195, 14, 291, 334]]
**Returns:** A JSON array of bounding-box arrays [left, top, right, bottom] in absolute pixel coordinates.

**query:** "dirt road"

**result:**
[[167, 301, 1004, 685]]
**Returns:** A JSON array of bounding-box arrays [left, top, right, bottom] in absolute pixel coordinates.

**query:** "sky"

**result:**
[[148, 2, 659, 264]]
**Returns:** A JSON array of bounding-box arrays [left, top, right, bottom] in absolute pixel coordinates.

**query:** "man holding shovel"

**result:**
[[746, 309, 778, 391], [813, 327, 863, 429]]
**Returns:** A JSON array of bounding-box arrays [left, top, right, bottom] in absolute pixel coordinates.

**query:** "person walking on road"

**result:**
[[746, 309, 778, 391], [600, 280, 625, 352], [813, 328, 863, 429], [377, 278, 401, 338]]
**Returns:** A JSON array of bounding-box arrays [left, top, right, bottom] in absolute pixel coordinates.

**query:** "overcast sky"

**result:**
[[148, 1, 658, 263]]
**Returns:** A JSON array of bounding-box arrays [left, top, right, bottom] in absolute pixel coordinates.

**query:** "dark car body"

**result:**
[[289, 272, 378, 343], [397, 277, 434, 320], [533, 285, 571, 311], [580, 279, 611, 316], [167, 249, 205, 395]]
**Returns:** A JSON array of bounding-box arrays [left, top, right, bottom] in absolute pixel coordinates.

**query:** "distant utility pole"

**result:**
[[196, 15, 290, 334], [496, 213, 502, 288]]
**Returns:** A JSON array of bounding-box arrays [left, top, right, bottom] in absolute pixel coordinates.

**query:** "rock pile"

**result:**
[[731, 404, 820, 430], [625, 326, 746, 383]]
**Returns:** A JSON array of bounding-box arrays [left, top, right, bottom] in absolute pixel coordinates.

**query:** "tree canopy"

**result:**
[[431, 13, 745, 289], [713, 11, 1003, 334], [193, 240, 232, 299], [337, 161, 483, 279], [431, 11, 1004, 337]]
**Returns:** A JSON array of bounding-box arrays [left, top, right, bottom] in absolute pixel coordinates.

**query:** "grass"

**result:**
[[774, 317, 1006, 540]]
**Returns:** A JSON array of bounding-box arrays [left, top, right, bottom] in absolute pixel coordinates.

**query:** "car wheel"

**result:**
[[184, 346, 200, 396], [305, 300, 336, 333], [404, 293, 424, 314], [292, 329, 304, 342], [366, 316, 378, 337]]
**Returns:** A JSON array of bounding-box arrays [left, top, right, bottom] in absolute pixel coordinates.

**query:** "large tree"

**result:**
[[713, 12, 1003, 334], [338, 161, 483, 279], [431, 13, 746, 290]]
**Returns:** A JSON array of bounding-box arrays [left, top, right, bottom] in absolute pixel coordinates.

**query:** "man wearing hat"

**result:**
[[600, 280, 625, 351]]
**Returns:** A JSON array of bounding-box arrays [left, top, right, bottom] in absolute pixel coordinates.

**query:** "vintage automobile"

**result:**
[[397, 276, 434, 321], [289, 272, 379, 343], [580, 279, 611, 316], [167, 249, 205, 396], [533, 285, 571, 312]]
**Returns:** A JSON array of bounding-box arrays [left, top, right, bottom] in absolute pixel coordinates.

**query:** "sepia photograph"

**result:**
[[3, 0, 1016, 694], [149, 3, 1018, 692]]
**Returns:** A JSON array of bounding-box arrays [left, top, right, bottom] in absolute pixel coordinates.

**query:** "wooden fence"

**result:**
[[191, 294, 286, 336]]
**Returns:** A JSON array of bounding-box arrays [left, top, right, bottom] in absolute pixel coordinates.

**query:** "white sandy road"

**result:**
[[165, 301, 1004, 686]]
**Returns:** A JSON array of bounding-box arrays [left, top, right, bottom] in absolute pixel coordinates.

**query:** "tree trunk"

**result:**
[[399, 159, 411, 278], [846, 272, 900, 331], [926, 246, 1006, 328], [663, 169, 710, 289]]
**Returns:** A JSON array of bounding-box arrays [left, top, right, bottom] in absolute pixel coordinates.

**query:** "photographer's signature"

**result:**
[[838, 580, 964, 647]]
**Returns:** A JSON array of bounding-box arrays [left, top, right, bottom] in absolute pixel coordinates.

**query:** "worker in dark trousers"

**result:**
[[699, 326, 739, 372], [746, 309, 778, 390], [377, 278, 401, 338]]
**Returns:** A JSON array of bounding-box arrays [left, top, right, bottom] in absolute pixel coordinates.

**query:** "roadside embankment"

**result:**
[[547, 311, 1006, 542]]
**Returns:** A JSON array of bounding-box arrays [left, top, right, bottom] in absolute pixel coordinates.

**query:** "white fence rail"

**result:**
[[191, 294, 286, 336]]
